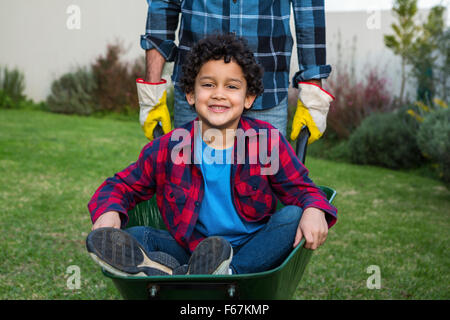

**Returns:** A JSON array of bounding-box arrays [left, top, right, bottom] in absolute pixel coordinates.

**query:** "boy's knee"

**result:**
[[124, 226, 147, 244], [125, 226, 145, 235]]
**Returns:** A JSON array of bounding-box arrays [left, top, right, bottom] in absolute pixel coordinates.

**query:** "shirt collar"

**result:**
[[168, 116, 260, 166]]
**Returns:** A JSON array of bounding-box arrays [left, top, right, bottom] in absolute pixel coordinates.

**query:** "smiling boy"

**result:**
[[186, 58, 255, 149], [86, 34, 337, 276]]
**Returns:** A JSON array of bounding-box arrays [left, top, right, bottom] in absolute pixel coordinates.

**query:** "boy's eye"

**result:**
[[228, 82, 243, 90], [201, 83, 214, 88]]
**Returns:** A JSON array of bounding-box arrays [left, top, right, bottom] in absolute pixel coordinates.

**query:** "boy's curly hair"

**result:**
[[179, 33, 264, 97]]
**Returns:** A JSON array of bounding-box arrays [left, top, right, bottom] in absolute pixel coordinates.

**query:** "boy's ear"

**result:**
[[186, 92, 195, 105], [244, 94, 257, 110]]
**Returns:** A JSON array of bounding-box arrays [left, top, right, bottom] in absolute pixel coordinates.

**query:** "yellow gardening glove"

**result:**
[[136, 78, 172, 141], [290, 82, 335, 144]]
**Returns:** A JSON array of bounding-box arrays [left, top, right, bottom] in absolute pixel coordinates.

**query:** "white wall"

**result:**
[[0, 1, 440, 102], [0, 0, 148, 101]]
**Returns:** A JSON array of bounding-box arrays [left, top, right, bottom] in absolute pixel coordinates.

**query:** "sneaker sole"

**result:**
[[86, 227, 178, 276], [187, 237, 233, 275]]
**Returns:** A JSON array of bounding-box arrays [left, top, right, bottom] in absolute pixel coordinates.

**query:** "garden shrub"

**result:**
[[306, 136, 351, 162], [0, 90, 15, 109], [417, 107, 450, 182], [91, 42, 143, 114], [46, 42, 146, 116], [0, 66, 26, 109], [46, 67, 98, 115], [325, 67, 395, 140], [348, 111, 424, 169]]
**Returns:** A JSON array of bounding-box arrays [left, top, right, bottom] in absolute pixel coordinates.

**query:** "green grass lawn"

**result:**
[[0, 109, 449, 300]]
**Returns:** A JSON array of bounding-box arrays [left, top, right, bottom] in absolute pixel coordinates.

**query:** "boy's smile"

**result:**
[[186, 59, 256, 147]]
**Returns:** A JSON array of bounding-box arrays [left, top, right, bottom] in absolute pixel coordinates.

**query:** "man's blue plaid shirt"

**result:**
[[141, 0, 331, 110]]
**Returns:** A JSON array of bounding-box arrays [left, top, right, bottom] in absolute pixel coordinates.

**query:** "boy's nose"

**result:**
[[211, 87, 226, 100]]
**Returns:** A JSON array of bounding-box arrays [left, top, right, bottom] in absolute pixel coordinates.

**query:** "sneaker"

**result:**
[[173, 264, 189, 275], [86, 227, 180, 277], [187, 236, 233, 275]]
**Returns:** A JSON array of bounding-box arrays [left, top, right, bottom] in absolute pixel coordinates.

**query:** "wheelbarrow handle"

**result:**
[[295, 125, 310, 164], [153, 122, 165, 139]]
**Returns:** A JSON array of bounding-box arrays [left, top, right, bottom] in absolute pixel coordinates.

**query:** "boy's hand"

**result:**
[[293, 207, 328, 250], [92, 211, 121, 231]]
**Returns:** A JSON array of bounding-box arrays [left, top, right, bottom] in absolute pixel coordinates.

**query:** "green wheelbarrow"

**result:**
[[101, 127, 337, 300]]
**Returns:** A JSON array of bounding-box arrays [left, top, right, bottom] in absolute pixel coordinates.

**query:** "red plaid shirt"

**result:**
[[88, 117, 337, 252]]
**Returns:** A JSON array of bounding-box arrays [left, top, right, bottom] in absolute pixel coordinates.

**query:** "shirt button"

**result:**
[[252, 186, 257, 191], [195, 201, 200, 207]]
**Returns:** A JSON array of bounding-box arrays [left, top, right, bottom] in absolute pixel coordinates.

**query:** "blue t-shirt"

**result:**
[[194, 134, 264, 246]]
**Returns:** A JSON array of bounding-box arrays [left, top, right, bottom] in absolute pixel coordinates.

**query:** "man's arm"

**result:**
[[140, 0, 181, 62], [145, 49, 166, 83], [292, 0, 331, 84], [290, 1, 334, 143], [304, 79, 322, 87], [141, 0, 181, 82], [138, 1, 180, 139]]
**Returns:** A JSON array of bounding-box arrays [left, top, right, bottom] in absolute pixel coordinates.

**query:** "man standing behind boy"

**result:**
[[138, 0, 335, 144]]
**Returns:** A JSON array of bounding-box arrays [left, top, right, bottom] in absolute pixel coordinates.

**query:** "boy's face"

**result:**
[[186, 59, 256, 134]]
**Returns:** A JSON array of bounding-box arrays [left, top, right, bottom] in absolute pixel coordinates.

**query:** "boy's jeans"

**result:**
[[126, 205, 302, 274]]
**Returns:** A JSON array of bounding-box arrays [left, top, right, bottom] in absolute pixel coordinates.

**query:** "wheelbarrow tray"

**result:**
[[102, 186, 336, 300]]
